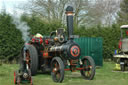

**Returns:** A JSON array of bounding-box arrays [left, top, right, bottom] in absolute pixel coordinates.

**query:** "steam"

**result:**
[[12, 16, 30, 42]]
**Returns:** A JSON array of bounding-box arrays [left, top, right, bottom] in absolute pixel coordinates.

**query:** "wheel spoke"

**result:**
[[80, 56, 95, 80], [56, 72, 61, 79], [88, 65, 92, 68], [52, 61, 61, 81], [87, 71, 90, 76], [82, 59, 92, 77], [54, 62, 57, 67], [51, 57, 64, 83], [84, 60, 86, 66], [54, 64, 61, 81]]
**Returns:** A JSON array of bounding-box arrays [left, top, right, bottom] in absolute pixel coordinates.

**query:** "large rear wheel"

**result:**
[[51, 57, 64, 83], [20, 45, 38, 76], [80, 56, 95, 80]]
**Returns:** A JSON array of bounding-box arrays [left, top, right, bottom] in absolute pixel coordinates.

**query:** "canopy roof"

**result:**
[[120, 25, 128, 29]]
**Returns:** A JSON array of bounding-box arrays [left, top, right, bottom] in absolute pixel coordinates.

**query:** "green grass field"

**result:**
[[0, 62, 128, 85]]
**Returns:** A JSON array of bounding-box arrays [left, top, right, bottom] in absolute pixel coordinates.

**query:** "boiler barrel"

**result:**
[[49, 45, 65, 52], [49, 42, 81, 60]]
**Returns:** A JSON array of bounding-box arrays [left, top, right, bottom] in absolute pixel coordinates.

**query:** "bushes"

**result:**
[[21, 15, 62, 35], [0, 13, 24, 62], [0, 13, 62, 62]]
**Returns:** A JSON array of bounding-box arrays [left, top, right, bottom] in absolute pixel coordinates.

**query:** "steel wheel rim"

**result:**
[[14, 72, 16, 84], [52, 61, 61, 81], [82, 59, 92, 78]]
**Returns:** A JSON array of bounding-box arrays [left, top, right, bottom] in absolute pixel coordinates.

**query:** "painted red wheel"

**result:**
[[20, 45, 38, 76], [17, 77, 20, 85], [80, 56, 95, 80], [30, 77, 33, 85], [51, 57, 64, 83], [14, 72, 16, 84]]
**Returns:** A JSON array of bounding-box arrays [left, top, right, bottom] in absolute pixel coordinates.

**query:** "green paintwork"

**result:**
[[74, 37, 103, 66]]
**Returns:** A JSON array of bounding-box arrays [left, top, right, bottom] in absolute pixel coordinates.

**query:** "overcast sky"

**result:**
[[0, 0, 28, 15]]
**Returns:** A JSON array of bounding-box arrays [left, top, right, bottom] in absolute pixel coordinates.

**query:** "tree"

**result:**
[[0, 12, 24, 62], [20, 14, 62, 35], [81, 0, 120, 27], [23, 0, 90, 26], [25, 0, 69, 23], [117, 0, 128, 25], [22, 0, 120, 27]]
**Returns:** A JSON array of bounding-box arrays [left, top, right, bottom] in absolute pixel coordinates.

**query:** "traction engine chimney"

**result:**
[[66, 6, 74, 40]]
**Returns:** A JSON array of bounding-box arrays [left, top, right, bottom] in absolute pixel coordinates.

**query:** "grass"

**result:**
[[0, 62, 128, 85]]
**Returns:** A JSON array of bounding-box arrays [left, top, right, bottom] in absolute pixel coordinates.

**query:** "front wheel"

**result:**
[[51, 57, 64, 83], [80, 56, 95, 80]]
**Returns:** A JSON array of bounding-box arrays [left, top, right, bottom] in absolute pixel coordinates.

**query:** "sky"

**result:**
[[0, 0, 28, 15]]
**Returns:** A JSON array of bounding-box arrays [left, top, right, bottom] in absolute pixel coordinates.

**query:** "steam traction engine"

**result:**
[[17, 6, 95, 83]]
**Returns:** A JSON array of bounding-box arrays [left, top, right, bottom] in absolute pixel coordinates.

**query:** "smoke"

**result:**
[[12, 16, 30, 42]]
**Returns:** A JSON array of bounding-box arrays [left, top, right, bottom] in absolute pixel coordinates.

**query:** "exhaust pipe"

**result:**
[[66, 6, 74, 40]]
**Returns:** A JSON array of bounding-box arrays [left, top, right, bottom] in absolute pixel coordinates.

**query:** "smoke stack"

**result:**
[[66, 6, 74, 39]]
